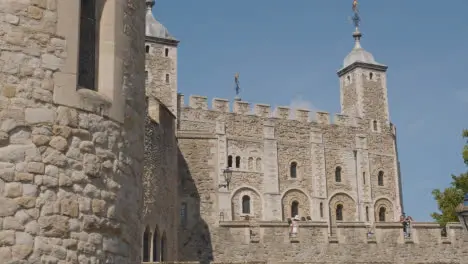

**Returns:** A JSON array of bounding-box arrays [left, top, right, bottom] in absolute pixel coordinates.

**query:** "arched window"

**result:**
[[242, 195, 251, 214], [366, 206, 369, 222], [320, 202, 324, 218], [291, 201, 299, 218], [160, 234, 166, 262], [336, 204, 343, 221], [78, 0, 99, 90], [142, 227, 150, 262], [290, 162, 297, 178], [369, 72, 373, 80], [379, 207, 386, 222], [335, 167, 342, 182], [165, 48, 169, 57], [227, 155, 233, 168], [248, 157, 253, 170], [373, 120, 378, 131], [235, 156, 241, 168], [145, 45, 150, 53], [378, 171, 384, 186], [152, 230, 159, 261]]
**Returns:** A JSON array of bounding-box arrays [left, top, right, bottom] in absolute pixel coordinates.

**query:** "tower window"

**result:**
[[145, 71, 148, 80], [335, 166, 342, 183], [373, 120, 378, 131], [291, 201, 299, 218], [235, 156, 241, 168], [347, 75, 351, 82], [290, 162, 297, 178], [78, 0, 99, 90], [320, 202, 324, 218], [366, 206, 369, 222], [165, 74, 170, 84], [242, 195, 251, 214], [146, 45, 150, 53], [363, 172, 366, 185], [369, 72, 373, 80], [379, 207, 386, 222], [227, 155, 233, 168], [378, 171, 384, 186], [165, 48, 169, 57], [336, 204, 343, 221]]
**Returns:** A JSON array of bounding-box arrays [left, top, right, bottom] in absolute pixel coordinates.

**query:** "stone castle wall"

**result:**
[[0, 0, 146, 263], [177, 94, 402, 225], [144, 97, 179, 261]]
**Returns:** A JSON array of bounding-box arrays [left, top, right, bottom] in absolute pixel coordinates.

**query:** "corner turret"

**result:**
[[145, 0, 179, 116]]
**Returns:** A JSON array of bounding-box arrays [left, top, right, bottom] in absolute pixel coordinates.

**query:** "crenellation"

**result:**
[[274, 106, 290, 119], [233, 100, 251, 115], [255, 104, 271, 117], [295, 109, 310, 122], [315, 111, 330, 124], [189, 95, 208, 110], [212, 98, 230, 112]]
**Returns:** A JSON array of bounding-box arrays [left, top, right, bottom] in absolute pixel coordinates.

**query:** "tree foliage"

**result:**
[[431, 130, 468, 225]]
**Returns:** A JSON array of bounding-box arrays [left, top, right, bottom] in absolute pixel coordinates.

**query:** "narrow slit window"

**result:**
[[227, 155, 233, 168], [235, 156, 240, 168], [165, 48, 169, 57], [366, 206, 369, 222], [335, 166, 342, 182], [165, 74, 170, 84], [320, 202, 324, 218], [378, 171, 384, 186], [146, 45, 150, 53], [373, 120, 378, 131]]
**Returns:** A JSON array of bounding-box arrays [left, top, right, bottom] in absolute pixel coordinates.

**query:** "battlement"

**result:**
[[178, 94, 362, 126]]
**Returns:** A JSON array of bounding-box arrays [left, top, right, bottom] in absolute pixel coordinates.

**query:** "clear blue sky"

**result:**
[[153, 0, 468, 221]]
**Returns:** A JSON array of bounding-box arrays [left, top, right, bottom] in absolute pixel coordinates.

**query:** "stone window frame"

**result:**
[[378, 206, 386, 222], [370, 120, 380, 132], [335, 166, 343, 183], [54, 0, 126, 123], [241, 195, 251, 214], [289, 160, 299, 179], [374, 198, 393, 222], [237, 190, 255, 217], [377, 170, 385, 186]]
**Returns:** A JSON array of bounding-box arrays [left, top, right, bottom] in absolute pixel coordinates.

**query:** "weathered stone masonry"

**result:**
[[0, 0, 146, 263]]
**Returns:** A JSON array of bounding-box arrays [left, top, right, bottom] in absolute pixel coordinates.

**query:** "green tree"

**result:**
[[431, 130, 468, 225]]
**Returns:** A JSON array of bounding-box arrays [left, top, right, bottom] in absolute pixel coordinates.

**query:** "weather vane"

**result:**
[[234, 72, 240, 99], [351, 0, 361, 29]]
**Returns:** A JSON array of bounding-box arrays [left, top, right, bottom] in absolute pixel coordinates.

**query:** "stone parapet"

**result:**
[[178, 94, 371, 128]]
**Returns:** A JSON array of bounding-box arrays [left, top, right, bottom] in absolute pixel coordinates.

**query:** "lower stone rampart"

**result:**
[[176, 221, 466, 264]]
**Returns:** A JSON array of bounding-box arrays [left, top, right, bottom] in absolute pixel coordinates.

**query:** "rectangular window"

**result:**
[[78, 0, 98, 90], [165, 74, 170, 84]]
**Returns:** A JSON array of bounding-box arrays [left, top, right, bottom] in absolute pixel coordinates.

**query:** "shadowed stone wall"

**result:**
[[0, 0, 146, 262]]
